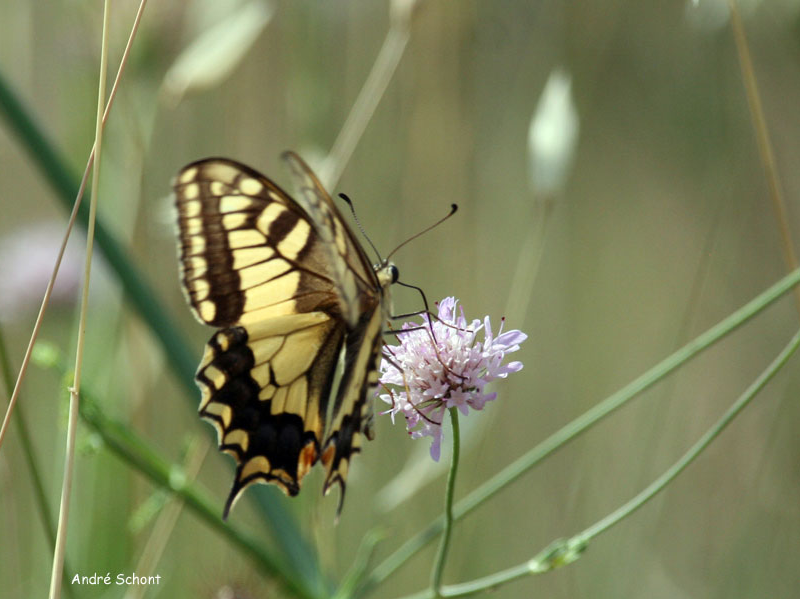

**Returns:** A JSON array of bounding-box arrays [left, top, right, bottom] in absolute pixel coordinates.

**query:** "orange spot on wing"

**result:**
[[321, 444, 336, 469], [297, 443, 319, 481]]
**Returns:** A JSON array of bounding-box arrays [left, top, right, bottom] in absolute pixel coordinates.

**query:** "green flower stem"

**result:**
[[430, 408, 461, 596], [392, 325, 800, 599], [394, 559, 536, 599], [576, 325, 800, 543], [75, 386, 319, 599], [0, 68, 321, 588], [333, 528, 389, 599], [390, 539, 579, 599], [363, 267, 800, 594]]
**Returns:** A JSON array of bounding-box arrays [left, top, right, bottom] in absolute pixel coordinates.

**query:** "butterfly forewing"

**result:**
[[174, 154, 391, 517], [280, 151, 392, 506], [282, 151, 380, 326]]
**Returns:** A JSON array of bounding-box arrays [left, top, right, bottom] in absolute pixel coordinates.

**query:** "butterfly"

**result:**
[[173, 152, 398, 517]]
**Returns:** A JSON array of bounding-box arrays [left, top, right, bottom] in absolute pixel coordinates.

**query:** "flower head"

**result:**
[[0, 222, 85, 323], [379, 297, 526, 461]]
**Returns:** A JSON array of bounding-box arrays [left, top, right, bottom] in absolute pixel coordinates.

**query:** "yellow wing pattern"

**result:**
[[174, 155, 393, 517]]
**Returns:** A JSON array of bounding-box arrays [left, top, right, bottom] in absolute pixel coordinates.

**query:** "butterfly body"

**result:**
[[174, 152, 394, 517]]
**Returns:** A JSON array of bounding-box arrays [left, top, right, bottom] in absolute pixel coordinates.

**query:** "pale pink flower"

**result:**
[[379, 297, 526, 461]]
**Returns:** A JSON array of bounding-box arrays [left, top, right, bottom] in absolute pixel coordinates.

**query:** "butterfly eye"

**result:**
[[389, 264, 399, 283]]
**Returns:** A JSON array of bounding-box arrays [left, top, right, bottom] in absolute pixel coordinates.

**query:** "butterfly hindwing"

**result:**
[[280, 152, 390, 505], [174, 155, 392, 516], [320, 303, 384, 495]]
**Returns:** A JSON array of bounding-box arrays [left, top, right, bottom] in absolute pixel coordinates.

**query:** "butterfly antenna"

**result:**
[[339, 193, 383, 263], [385, 204, 458, 262]]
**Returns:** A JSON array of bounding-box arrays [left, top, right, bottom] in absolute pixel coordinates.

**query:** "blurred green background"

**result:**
[[1, 0, 799, 597]]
